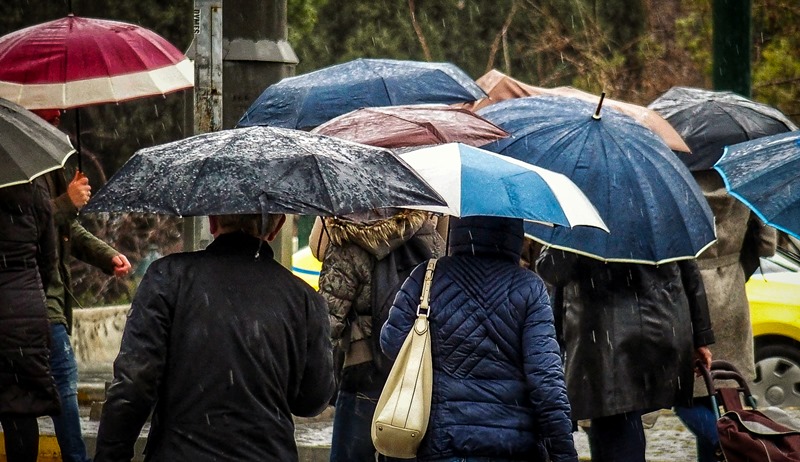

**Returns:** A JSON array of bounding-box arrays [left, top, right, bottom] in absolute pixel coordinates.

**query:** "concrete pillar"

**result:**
[[222, 0, 299, 267]]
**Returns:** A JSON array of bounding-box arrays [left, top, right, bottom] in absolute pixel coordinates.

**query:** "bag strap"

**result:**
[[417, 259, 438, 317]]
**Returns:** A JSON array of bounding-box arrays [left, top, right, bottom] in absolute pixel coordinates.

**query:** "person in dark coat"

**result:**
[[95, 213, 335, 462], [381, 216, 578, 462], [0, 179, 60, 462], [535, 249, 715, 462]]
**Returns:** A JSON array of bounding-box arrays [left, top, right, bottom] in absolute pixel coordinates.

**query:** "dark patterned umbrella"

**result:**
[[83, 126, 445, 217], [649, 86, 797, 171]]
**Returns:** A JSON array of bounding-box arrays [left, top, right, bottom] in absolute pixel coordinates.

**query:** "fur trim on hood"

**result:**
[[324, 210, 433, 259]]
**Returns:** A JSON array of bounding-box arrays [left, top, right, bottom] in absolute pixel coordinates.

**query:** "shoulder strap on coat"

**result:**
[[417, 259, 437, 317]]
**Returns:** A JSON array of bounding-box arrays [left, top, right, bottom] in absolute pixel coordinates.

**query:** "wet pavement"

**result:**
[[12, 383, 800, 462], [25, 407, 701, 461]]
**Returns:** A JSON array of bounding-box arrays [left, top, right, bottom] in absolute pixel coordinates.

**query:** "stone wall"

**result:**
[[71, 305, 129, 382]]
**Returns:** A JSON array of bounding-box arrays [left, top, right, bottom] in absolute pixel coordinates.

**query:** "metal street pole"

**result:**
[[183, 0, 223, 252], [185, 0, 298, 268], [713, 0, 752, 97]]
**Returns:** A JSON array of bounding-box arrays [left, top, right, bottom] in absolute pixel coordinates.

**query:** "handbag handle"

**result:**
[[416, 259, 438, 317]]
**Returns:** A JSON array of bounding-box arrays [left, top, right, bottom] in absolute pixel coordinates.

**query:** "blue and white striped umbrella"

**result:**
[[399, 143, 608, 231]]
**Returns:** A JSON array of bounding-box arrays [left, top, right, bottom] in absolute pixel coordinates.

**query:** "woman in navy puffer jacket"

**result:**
[[381, 216, 577, 462]]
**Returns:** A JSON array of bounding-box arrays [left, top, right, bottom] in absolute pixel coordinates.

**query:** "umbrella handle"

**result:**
[[592, 92, 606, 120], [75, 109, 82, 172]]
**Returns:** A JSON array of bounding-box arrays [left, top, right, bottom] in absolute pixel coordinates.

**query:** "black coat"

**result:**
[[95, 232, 335, 462], [0, 179, 60, 416], [536, 250, 715, 420]]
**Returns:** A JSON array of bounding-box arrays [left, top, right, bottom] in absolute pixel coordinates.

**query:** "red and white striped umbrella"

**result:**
[[0, 14, 193, 110]]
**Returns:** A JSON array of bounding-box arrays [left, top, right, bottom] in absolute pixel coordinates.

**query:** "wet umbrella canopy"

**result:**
[[649, 86, 797, 171], [83, 126, 446, 217], [0, 98, 75, 188], [715, 131, 800, 240], [237, 58, 486, 130], [312, 104, 509, 148], [480, 95, 716, 264]]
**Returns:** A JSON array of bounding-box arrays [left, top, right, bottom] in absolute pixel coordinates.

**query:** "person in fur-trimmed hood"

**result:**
[[317, 209, 445, 462]]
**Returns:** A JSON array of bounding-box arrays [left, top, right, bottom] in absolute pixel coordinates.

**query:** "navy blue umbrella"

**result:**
[[480, 95, 716, 264], [237, 58, 485, 130], [715, 131, 800, 240]]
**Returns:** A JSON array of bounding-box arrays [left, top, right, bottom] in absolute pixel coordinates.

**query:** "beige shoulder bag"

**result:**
[[371, 258, 437, 459]]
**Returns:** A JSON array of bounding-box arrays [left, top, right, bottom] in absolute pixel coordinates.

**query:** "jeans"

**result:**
[[586, 410, 646, 462], [674, 398, 720, 462], [330, 389, 412, 462], [49, 323, 91, 462]]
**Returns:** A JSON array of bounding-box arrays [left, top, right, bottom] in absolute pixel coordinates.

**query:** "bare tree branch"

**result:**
[[407, 0, 432, 62], [485, 1, 520, 75]]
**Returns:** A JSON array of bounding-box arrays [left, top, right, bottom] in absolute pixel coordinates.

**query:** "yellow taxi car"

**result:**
[[292, 245, 322, 290], [293, 241, 800, 407], [749, 246, 800, 408]]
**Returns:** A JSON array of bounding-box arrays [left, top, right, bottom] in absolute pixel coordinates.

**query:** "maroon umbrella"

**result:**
[[0, 14, 192, 110], [312, 104, 509, 148], [0, 14, 193, 169]]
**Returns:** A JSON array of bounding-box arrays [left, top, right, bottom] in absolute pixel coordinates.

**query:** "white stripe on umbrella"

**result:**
[[0, 59, 193, 110], [399, 143, 608, 230]]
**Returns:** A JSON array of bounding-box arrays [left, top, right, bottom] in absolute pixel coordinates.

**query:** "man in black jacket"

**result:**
[[95, 213, 335, 462]]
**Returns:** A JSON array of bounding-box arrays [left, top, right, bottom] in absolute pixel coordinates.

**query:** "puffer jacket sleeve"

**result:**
[[95, 258, 174, 462], [318, 244, 368, 341], [520, 274, 578, 462], [290, 289, 336, 417], [380, 263, 426, 360]]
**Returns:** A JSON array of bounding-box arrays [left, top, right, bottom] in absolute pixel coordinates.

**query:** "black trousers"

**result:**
[[0, 416, 39, 462]]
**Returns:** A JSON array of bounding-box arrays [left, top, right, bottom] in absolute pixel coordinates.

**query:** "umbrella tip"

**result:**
[[592, 91, 607, 120]]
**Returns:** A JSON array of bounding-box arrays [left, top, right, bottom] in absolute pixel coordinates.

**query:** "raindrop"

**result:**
[[591, 330, 596, 343], [229, 369, 234, 385], [113, 129, 119, 139], [206, 413, 211, 425], [154, 105, 159, 118]]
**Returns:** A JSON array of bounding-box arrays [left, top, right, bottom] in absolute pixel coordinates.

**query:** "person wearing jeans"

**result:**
[[49, 323, 90, 462], [674, 397, 722, 462], [32, 110, 132, 462]]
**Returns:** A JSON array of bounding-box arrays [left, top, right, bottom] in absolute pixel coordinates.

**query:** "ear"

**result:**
[[208, 216, 219, 236], [266, 214, 286, 241]]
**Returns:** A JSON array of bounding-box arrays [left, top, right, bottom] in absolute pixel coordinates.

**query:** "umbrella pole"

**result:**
[[74, 108, 82, 172], [592, 92, 607, 120]]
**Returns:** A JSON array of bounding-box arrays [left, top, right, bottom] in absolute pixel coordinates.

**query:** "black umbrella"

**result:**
[[0, 97, 75, 188], [83, 126, 446, 217], [648, 86, 797, 171]]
